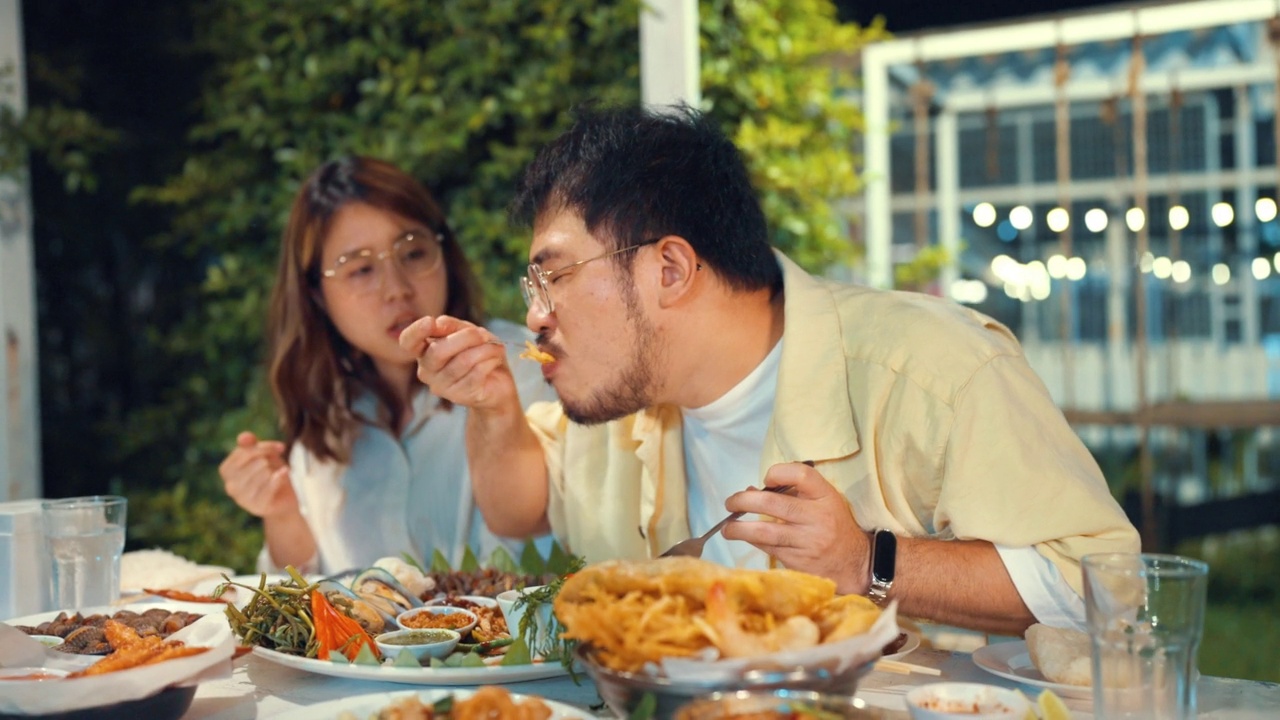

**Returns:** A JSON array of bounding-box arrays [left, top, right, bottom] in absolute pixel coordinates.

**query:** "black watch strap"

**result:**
[[868, 529, 896, 607]]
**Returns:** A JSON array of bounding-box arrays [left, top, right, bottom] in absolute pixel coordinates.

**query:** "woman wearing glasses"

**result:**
[[217, 156, 553, 574]]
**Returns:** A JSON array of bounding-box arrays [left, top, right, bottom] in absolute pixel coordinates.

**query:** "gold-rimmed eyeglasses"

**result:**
[[520, 238, 659, 315], [320, 229, 444, 297]]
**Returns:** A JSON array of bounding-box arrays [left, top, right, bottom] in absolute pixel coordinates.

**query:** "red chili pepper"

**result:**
[[310, 589, 380, 661]]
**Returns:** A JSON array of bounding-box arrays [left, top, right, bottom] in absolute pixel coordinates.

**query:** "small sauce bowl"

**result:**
[[425, 594, 499, 610], [28, 635, 65, 650], [0, 667, 69, 681], [374, 628, 461, 663], [905, 682, 1031, 719], [396, 606, 478, 636]]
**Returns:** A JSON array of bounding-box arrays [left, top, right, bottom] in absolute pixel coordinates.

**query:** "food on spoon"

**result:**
[[554, 557, 881, 672], [1025, 623, 1091, 686], [518, 340, 554, 364]]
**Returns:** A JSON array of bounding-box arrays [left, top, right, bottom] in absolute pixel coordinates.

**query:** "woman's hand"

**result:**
[[219, 431, 297, 519]]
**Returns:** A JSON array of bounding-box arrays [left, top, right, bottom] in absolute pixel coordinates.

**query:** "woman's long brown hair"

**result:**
[[267, 156, 484, 464]]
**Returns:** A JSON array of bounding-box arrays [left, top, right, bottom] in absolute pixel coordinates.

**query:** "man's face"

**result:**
[[525, 211, 664, 425]]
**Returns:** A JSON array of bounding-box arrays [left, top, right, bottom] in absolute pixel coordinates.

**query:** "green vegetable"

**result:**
[[629, 693, 657, 720]]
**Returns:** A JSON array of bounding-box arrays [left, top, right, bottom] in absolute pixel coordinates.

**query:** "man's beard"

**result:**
[[559, 286, 662, 425]]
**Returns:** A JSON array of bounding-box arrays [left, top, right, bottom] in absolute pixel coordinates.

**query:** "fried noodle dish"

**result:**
[[553, 557, 881, 673]]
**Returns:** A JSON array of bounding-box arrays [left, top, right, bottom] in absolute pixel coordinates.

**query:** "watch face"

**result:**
[[872, 530, 897, 582]]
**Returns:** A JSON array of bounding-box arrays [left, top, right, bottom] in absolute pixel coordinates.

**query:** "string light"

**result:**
[[972, 202, 997, 227], [1047, 207, 1070, 233], [1084, 208, 1109, 233], [1212, 263, 1231, 285], [1125, 208, 1146, 232], [1212, 202, 1235, 227], [1009, 205, 1034, 231], [1168, 205, 1189, 231]]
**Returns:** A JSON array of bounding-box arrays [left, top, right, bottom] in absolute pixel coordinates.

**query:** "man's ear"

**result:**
[[653, 236, 700, 308]]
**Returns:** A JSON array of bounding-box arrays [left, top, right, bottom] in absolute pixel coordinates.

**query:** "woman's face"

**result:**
[[317, 202, 449, 385]]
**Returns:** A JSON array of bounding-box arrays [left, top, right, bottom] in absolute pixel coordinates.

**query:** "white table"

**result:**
[[184, 647, 1280, 719]]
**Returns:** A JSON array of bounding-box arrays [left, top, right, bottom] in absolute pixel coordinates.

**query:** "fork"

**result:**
[[659, 484, 795, 558]]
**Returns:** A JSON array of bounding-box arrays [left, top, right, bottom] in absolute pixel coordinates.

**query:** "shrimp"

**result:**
[[701, 581, 820, 658]]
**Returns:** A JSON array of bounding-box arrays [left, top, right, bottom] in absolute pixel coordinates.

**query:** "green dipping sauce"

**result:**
[[381, 630, 453, 646]]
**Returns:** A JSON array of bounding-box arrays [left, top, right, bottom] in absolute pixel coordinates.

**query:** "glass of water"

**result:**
[[42, 496, 127, 609], [1082, 552, 1209, 720]]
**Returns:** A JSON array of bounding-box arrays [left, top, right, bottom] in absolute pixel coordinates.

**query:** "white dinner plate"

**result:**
[[120, 564, 236, 595], [971, 640, 1092, 699], [270, 688, 589, 719], [5, 599, 223, 627], [252, 645, 571, 686], [882, 630, 921, 661]]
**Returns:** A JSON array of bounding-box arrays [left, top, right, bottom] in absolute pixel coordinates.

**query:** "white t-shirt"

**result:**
[[680, 338, 1087, 628], [262, 319, 556, 574]]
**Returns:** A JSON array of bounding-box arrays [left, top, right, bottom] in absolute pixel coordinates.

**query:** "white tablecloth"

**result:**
[[183, 646, 1280, 719]]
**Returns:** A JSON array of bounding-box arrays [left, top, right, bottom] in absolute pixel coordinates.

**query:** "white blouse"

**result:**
[[260, 319, 556, 574]]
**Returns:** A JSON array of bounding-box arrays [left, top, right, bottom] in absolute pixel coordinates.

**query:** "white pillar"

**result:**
[[0, 0, 41, 501], [936, 110, 960, 297], [639, 0, 700, 109], [862, 49, 893, 289]]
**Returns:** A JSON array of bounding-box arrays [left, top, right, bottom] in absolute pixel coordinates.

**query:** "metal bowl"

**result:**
[[575, 644, 874, 719], [674, 689, 889, 720]]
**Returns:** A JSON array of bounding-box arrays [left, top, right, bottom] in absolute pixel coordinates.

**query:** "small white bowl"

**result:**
[[424, 594, 499, 610], [0, 666, 70, 681], [374, 628, 461, 662], [28, 635, 65, 649], [396, 605, 478, 636], [905, 682, 1031, 719]]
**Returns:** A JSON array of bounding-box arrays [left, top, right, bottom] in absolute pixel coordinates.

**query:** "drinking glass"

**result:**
[[43, 496, 127, 609], [1082, 552, 1208, 720]]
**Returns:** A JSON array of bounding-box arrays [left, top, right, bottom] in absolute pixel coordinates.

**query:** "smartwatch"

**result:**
[[868, 529, 896, 607]]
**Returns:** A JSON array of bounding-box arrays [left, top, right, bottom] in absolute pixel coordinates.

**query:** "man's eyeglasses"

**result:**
[[320, 230, 443, 297], [521, 238, 659, 315]]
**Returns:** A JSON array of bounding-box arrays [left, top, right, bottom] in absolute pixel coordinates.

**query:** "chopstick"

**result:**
[[873, 659, 942, 676]]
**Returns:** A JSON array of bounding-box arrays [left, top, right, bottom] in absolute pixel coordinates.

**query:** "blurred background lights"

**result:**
[[1046, 207, 1070, 233], [1212, 202, 1235, 227], [1009, 205, 1033, 230], [1171, 260, 1191, 284], [1125, 207, 1146, 232], [1152, 256, 1173, 279], [1274, 252, 1280, 273], [1065, 257, 1087, 280], [996, 220, 1018, 242], [949, 279, 988, 304], [1252, 257, 1271, 280], [1084, 208, 1108, 232], [1139, 251, 1155, 273], [1168, 205, 1189, 231], [1257, 198, 1278, 223], [1047, 254, 1068, 278], [1212, 263, 1231, 285], [972, 202, 997, 227]]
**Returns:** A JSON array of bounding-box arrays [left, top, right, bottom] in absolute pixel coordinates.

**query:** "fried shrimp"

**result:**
[[68, 619, 211, 678], [554, 557, 880, 672], [698, 581, 820, 658]]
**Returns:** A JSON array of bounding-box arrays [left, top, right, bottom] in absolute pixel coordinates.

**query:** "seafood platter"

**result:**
[[218, 554, 582, 685]]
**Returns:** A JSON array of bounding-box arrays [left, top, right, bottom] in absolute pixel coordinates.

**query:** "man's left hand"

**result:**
[[721, 461, 870, 595]]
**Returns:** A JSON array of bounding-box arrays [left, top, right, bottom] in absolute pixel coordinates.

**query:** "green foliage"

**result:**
[[112, 0, 883, 568]]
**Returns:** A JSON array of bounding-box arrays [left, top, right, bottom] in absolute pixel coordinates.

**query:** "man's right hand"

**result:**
[[219, 431, 296, 519], [399, 315, 522, 414]]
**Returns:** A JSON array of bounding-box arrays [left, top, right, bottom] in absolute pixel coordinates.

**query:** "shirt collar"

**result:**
[[766, 250, 862, 463]]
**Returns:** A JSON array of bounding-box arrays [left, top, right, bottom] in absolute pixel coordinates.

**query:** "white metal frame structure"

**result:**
[[0, 0, 40, 501], [861, 0, 1280, 291]]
